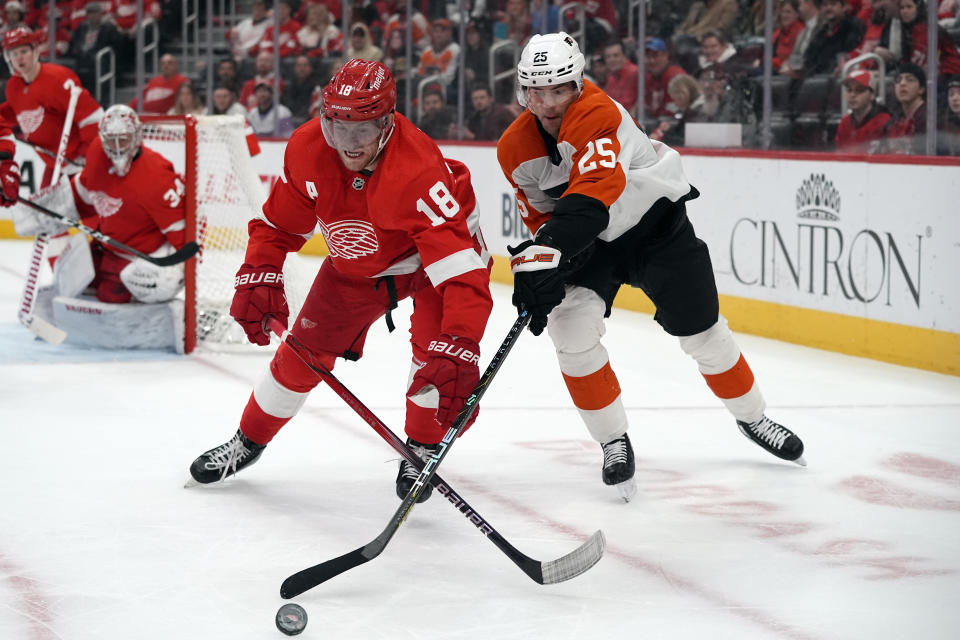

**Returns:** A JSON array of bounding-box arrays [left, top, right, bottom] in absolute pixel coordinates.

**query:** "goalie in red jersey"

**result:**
[[189, 59, 493, 502], [11, 104, 189, 351]]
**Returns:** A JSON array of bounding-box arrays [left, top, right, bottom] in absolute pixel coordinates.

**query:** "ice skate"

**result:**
[[601, 433, 637, 502], [737, 415, 806, 466], [186, 429, 267, 486], [395, 438, 440, 503]]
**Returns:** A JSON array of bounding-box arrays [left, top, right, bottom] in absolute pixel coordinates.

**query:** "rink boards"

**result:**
[[2, 139, 957, 375]]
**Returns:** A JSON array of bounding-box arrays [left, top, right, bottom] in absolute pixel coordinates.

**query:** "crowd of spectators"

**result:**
[[1, 0, 959, 154]]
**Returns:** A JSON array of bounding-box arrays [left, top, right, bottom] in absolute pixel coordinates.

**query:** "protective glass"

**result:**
[[320, 116, 385, 151]]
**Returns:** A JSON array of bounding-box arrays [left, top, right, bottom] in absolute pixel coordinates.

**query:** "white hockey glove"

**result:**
[[120, 245, 186, 303]]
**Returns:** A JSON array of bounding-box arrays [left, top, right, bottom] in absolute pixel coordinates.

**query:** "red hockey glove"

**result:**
[[408, 335, 481, 430], [230, 263, 288, 345], [0, 157, 20, 207], [508, 240, 565, 336]]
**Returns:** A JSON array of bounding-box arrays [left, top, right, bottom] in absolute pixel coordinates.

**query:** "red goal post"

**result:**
[[138, 114, 271, 353]]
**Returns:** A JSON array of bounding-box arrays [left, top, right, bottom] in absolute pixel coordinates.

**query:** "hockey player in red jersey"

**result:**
[[2, 25, 104, 266], [11, 104, 189, 350], [499, 33, 806, 501], [1, 26, 103, 188], [189, 59, 493, 502]]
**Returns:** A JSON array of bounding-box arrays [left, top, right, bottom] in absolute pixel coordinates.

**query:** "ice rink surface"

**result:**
[[1, 239, 958, 640]]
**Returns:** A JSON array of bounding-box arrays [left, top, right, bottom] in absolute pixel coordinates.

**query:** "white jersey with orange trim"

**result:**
[[497, 79, 693, 243]]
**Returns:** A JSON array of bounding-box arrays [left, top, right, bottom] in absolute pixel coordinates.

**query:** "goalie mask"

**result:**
[[320, 59, 396, 154], [99, 105, 142, 177], [516, 32, 585, 108]]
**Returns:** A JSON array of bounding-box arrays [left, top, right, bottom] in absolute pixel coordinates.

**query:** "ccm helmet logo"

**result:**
[[530, 71, 553, 76], [235, 271, 283, 287], [510, 253, 556, 268]]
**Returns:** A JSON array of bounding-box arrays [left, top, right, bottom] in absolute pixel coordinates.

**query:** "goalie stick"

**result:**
[[17, 80, 82, 344], [17, 198, 200, 267], [268, 314, 605, 598]]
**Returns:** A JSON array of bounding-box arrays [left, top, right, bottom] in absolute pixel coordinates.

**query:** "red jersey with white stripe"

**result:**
[[497, 79, 693, 241], [71, 137, 187, 257], [2, 63, 103, 178], [245, 113, 491, 342]]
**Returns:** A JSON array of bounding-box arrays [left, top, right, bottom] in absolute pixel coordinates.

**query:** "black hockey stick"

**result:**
[[269, 313, 605, 598], [17, 197, 200, 267], [15, 136, 85, 167]]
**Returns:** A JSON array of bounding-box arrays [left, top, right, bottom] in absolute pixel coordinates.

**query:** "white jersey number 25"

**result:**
[[578, 138, 617, 174]]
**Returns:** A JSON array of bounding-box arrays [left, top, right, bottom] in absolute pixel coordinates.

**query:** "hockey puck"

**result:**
[[275, 603, 308, 636]]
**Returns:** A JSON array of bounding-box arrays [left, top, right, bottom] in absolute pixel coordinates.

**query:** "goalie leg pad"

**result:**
[[547, 286, 629, 444], [119, 244, 185, 303], [53, 234, 95, 298], [52, 296, 185, 352]]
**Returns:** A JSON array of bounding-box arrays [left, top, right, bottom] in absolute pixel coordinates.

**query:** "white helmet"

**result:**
[[99, 104, 142, 177], [516, 32, 585, 107]]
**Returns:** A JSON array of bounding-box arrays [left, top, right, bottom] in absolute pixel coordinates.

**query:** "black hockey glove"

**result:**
[[508, 239, 565, 336]]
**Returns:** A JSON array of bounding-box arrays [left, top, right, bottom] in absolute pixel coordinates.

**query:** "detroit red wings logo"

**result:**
[[317, 219, 378, 259], [17, 106, 45, 135], [88, 190, 124, 217]]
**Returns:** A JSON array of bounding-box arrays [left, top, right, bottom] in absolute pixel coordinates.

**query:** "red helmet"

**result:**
[[321, 59, 396, 122], [2, 26, 37, 52]]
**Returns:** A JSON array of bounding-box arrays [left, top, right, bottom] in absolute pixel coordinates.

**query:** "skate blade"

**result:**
[[792, 455, 808, 467], [184, 476, 200, 488], [613, 476, 638, 503]]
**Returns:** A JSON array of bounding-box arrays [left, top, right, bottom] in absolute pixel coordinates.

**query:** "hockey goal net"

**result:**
[[140, 114, 310, 353]]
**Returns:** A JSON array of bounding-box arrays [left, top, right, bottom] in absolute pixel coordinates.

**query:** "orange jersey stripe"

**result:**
[[702, 355, 755, 400], [562, 362, 622, 411]]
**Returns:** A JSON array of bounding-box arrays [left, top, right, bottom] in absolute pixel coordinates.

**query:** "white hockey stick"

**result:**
[[17, 80, 82, 344]]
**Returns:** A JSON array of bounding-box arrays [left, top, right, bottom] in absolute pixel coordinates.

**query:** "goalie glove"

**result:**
[[508, 239, 565, 336], [230, 263, 288, 345], [408, 335, 481, 431], [0, 156, 19, 207]]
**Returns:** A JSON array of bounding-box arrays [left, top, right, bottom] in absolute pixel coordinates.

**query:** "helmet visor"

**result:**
[[320, 116, 384, 151]]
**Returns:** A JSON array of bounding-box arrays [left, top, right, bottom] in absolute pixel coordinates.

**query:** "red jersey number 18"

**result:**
[[416, 180, 460, 226]]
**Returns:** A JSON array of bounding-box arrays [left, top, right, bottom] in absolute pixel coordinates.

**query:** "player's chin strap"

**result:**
[[262, 313, 606, 596]]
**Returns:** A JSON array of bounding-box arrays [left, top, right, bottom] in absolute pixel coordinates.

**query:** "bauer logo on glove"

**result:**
[[235, 270, 284, 287], [426, 338, 480, 364]]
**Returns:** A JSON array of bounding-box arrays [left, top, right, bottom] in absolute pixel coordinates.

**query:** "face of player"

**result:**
[[8, 44, 39, 78], [949, 87, 960, 114], [324, 114, 394, 172], [895, 72, 923, 105], [899, 0, 917, 23], [103, 133, 136, 175], [844, 82, 874, 112], [526, 83, 579, 138]]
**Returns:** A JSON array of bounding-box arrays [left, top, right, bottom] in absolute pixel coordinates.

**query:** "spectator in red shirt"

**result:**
[[602, 40, 638, 113], [835, 69, 891, 152], [644, 38, 688, 118], [240, 50, 285, 110], [773, 0, 805, 68], [134, 53, 188, 114], [254, 1, 302, 58], [878, 62, 928, 153]]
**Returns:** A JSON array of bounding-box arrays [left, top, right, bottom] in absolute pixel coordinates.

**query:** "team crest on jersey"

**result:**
[[317, 218, 378, 259], [352, 177, 365, 191], [88, 190, 124, 217], [17, 106, 44, 135]]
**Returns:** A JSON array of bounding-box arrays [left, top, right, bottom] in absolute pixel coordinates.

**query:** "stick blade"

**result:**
[[280, 547, 370, 599], [27, 316, 67, 345], [151, 242, 200, 266], [538, 530, 606, 585]]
